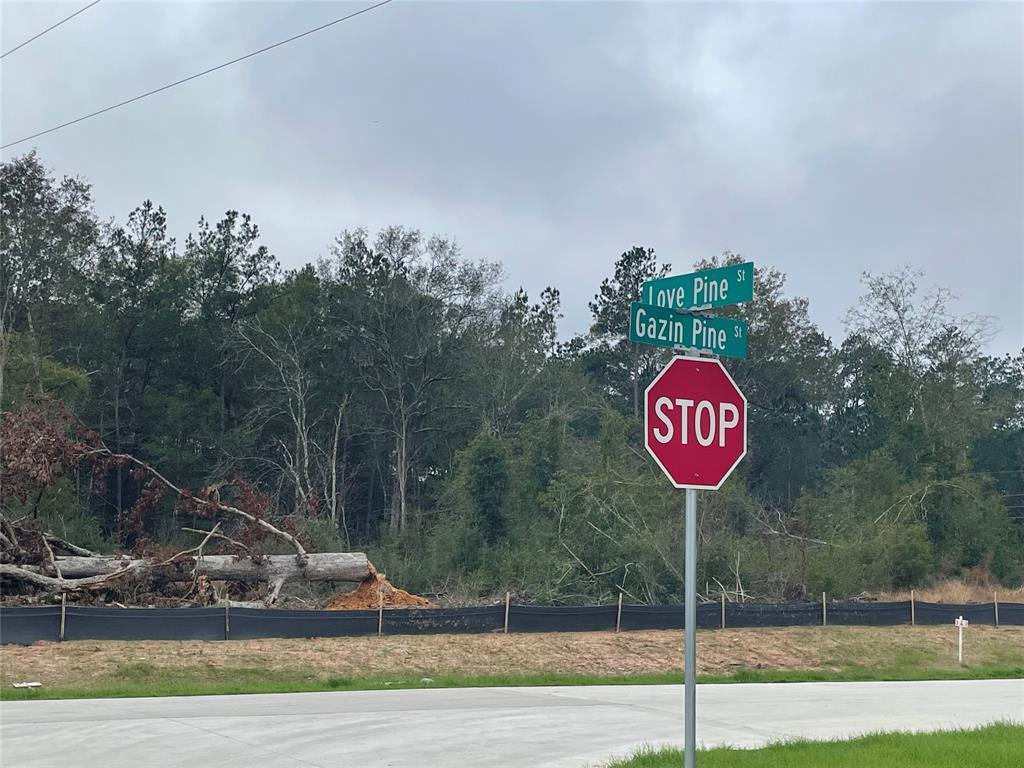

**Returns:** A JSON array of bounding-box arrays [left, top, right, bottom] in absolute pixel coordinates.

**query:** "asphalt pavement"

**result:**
[[1, 679, 1021, 767]]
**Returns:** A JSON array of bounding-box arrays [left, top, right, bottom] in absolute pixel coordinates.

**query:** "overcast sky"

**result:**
[[2, 1, 1022, 352]]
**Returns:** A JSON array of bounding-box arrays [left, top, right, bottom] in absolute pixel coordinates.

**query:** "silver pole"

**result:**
[[684, 488, 697, 768]]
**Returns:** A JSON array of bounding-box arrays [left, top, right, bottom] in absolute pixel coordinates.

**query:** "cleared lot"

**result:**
[[1, 625, 1021, 699]]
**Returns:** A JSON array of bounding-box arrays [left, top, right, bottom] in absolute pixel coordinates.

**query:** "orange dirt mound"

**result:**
[[325, 570, 430, 610]]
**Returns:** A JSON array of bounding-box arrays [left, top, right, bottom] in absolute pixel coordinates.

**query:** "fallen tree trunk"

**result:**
[[3, 553, 371, 591], [0, 414, 376, 605]]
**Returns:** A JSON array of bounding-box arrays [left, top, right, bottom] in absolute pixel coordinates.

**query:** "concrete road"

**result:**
[[2, 680, 1021, 768]]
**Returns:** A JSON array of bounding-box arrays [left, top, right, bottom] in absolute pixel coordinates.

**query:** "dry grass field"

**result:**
[[2, 625, 1021, 698], [877, 578, 1024, 604]]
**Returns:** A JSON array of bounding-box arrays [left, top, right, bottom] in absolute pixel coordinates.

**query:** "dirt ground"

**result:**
[[324, 572, 430, 609], [2, 625, 1021, 690]]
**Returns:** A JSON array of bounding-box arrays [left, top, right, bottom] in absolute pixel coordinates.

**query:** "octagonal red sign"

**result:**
[[644, 356, 747, 490]]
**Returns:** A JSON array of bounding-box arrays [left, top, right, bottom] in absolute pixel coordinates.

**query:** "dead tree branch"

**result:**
[[180, 527, 251, 554], [80, 448, 308, 563], [43, 534, 96, 557]]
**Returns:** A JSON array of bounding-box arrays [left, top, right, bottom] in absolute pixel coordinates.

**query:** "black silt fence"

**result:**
[[620, 604, 683, 631], [828, 601, 912, 626], [63, 606, 226, 641], [914, 601, 1000, 626], [0, 606, 60, 645], [998, 602, 1024, 625], [508, 605, 618, 633], [618, 603, 721, 631], [725, 602, 822, 627], [1, 600, 1022, 644], [229, 608, 378, 639], [383, 606, 505, 635]]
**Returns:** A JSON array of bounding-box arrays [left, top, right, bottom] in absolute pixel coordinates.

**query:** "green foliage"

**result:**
[[460, 429, 510, 545], [5, 479, 114, 555], [586, 246, 672, 418], [2, 151, 1021, 604], [1, 334, 88, 408]]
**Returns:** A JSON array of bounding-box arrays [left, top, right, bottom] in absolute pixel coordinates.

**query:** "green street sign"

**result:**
[[629, 302, 748, 358], [642, 261, 754, 311]]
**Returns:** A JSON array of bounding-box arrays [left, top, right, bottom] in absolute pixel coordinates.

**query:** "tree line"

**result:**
[[2, 151, 1021, 604]]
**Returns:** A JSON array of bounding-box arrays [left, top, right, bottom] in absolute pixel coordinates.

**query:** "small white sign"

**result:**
[[955, 615, 969, 664]]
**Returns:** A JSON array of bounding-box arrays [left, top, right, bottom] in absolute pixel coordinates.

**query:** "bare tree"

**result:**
[[235, 318, 352, 540], [845, 267, 995, 374]]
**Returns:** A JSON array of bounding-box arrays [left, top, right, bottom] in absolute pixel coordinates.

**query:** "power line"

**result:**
[[1, 0, 102, 60], [1, 0, 394, 151]]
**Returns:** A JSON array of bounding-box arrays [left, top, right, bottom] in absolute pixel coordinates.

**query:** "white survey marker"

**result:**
[[955, 615, 969, 665]]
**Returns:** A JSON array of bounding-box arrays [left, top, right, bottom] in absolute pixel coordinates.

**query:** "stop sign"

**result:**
[[645, 356, 747, 490]]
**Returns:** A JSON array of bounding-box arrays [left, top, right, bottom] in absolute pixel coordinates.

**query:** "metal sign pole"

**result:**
[[639, 271, 752, 768], [684, 487, 697, 768]]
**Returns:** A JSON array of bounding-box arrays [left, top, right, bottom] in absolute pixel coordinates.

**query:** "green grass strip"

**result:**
[[611, 723, 1024, 767], [2, 662, 1021, 701]]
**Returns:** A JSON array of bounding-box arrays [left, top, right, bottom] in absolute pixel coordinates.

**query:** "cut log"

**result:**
[[58, 553, 369, 582], [3, 552, 371, 591]]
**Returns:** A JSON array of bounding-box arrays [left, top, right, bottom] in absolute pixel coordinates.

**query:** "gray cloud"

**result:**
[[2, 1, 1021, 351]]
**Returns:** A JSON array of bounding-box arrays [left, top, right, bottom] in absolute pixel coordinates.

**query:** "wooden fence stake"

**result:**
[[822, 592, 827, 627], [378, 583, 384, 637], [911, 590, 915, 626], [616, 592, 623, 633], [504, 591, 511, 634], [720, 591, 726, 630], [59, 593, 67, 641], [994, 591, 999, 628]]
